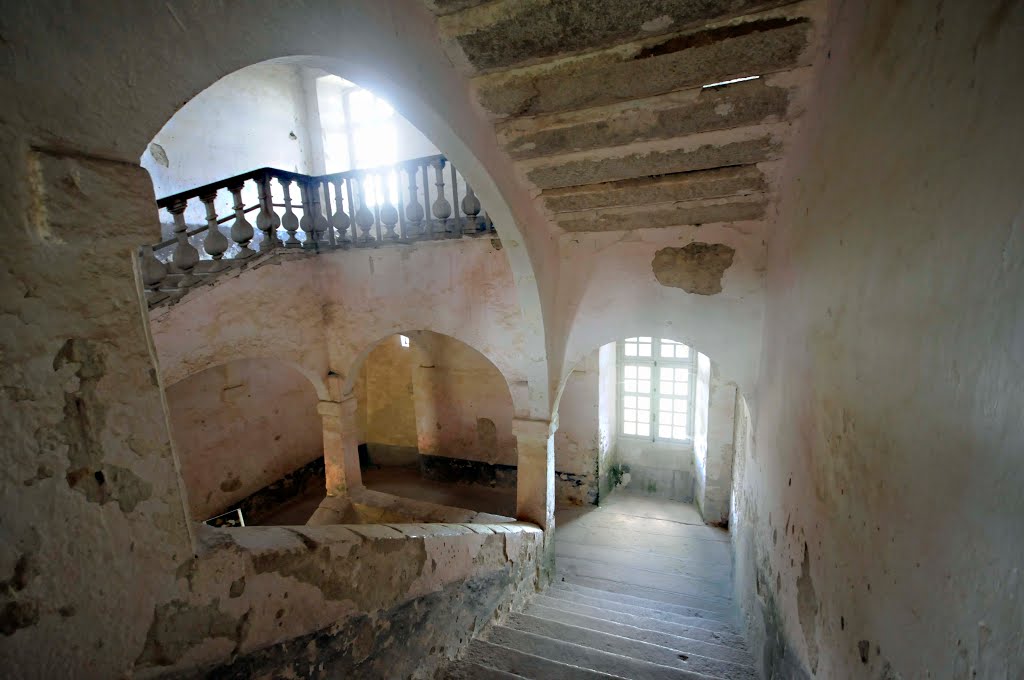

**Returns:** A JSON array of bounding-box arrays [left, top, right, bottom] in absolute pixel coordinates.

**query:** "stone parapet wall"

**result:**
[[138, 522, 542, 678]]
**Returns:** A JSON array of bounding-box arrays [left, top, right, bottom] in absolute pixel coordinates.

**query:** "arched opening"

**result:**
[[553, 336, 739, 525], [164, 357, 324, 526], [351, 330, 518, 518]]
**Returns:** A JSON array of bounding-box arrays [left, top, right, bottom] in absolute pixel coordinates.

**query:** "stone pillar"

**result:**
[[513, 418, 556, 530], [319, 396, 362, 496], [514, 417, 556, 585]]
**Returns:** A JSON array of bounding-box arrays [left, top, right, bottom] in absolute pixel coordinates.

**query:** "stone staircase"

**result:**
[[438, 495, 756, 679], [445, 580, 755, 679]]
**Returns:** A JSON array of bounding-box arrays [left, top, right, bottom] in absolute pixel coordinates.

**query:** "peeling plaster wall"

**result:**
[[141, 63, 313, 231], [733, 2, 1024, 678], [165, 358, 323, 520], [615, 438, 695, 502], [142, 522, 541, 678]]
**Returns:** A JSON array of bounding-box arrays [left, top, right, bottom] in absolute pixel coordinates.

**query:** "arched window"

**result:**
[[618, 337, 695, 442]]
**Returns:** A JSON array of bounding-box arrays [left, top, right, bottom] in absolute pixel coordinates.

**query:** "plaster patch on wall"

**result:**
[[136, 598, 245, 667], [652, 243, 735, 295], [148, 143, 169, 168]]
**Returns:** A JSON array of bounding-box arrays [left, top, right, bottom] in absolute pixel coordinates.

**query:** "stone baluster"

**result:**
[[380, 171, 399, 240], [432, 158, 452, 235], [461, 182, 482, 231], [311, 180, 332, 246], [298, 180, 315, 246], [200, 191, 229, 264], [404, 163, 425, 237], [139, 245, 167, 292], [355, 176, 375, 243], [450, 161, 463, 238], [168, 198, 199, 287], [256, 174, 280, 252], [280, 179, 300, 246], [331, 179, 351, 243], [228, 182, 255, 258]]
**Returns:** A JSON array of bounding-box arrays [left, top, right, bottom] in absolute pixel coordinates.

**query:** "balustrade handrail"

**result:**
[[140, 153, 493, 303], [155, 153, 449, 208]]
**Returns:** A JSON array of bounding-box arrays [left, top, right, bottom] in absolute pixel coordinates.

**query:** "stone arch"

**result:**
[[117, 4, 551, 415], [163, 356, 325, 521]]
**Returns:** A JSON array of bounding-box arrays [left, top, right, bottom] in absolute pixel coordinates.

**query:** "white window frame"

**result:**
[[617, 337, 696, 443]]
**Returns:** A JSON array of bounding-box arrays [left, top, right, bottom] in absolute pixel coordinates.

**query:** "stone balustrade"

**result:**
[[139, 154, 493, 305]]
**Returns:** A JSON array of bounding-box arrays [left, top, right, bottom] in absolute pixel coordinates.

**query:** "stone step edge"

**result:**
[[507, 611, 757, 676], [468, 639, 629, 680], [541, 587, 739, 631], [485, 624, 720, 680], [554, 576, 736, 615], [524, 603, 752, 657]]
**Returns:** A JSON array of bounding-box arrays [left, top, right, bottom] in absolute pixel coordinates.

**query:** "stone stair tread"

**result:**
[[526, 597, 746, 650], [466, 639, 627, 679], [441, 659, 529, 679], [557, 556, 734, 601], [559, 575, 736, 615], [524, 603, 756, 668], [547, 581, 735, 623], [485, 624, 717, 680], [540, 589, 739, 634]]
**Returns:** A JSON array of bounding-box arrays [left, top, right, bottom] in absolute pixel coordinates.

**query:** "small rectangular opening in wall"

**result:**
[[702, 75, 761, 90], [399, 334, 410, 348]]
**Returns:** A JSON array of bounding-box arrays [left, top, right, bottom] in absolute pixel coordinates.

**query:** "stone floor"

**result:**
[[446, 493, 755, 679]]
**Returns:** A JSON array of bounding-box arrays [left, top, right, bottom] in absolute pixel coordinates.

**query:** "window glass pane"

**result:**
[[624, 422, 636, 435], [637, 423, 650, 437], [623, 409, 636, 422], [660, 380, 674, 395], [674, 426, 686, 439], [625, 344, 637, 357], [637, 380, 650, 393], [638, 343, 652, 357], [624, 366, 637, 378], [638, 337, 652, 343], [624, 379, 637, 392], [638, 366, 651, 379], [659, 425, 673, 438], [624, 395, 636, 408], [637, 396, 650, 410]]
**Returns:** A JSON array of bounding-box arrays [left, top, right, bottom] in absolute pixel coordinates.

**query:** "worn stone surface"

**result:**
[[557, 196, 766, 232], [652, 243, 736, 295], [542, 165, 767, 213], [444, 0, 800, 73], [527, 137, 780, 190], [500, 80, 791, 160], [476, 17, 810, 117]]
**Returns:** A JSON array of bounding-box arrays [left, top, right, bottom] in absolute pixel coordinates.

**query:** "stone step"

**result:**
[[557, 556, 735, 602], [465, 639, 625, 679], [524, 603, 755, 669], [553, 543, 733, 585], [505, 612, 758, 680], [547, 582, 735, 624], [559, 575, 736, 615], [485, 625, 714, 680], [525, 598, 747, 651], [441, 659, 529, 679], [537, 591, 739, 635]]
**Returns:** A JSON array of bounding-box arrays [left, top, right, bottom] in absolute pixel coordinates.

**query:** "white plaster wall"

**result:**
[[733, 2, 1024, 678], [141, 63, 313, 231], [703, 369, 736, 525], [615, 438, 695, 502], [597, 342, 618, 498], [166, 358, 323, 520], [693, 351, 711, 512]]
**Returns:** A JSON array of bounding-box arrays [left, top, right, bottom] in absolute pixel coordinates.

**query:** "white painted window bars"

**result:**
[[618, 337, 695, 443], [138, 154, 493, 300]]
